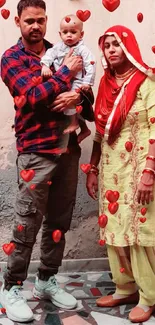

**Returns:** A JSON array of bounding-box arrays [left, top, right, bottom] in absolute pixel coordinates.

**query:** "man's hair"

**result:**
[[17, 0, 46, 17]]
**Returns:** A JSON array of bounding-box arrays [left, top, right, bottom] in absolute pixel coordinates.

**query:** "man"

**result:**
[[0, 0, 94, 322]]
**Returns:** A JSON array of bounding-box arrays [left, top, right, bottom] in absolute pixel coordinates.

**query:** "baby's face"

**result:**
[[59, 19, 83, 46]]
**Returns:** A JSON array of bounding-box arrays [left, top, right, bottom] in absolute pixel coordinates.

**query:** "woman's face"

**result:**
[[104, 35, 127, 68]]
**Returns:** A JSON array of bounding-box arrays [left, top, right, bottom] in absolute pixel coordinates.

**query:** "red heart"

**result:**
[[0, 308, 6, 314], [137, 12, 143, 23], [108, 202, 119, 214], [65, 16, 71, 23], [76, 10, 91, 22], [149, 139, 155, 144], [98, 214, 108, 228], [102, 0, 120, 12], [140, 146, 144, 150], [17, 224, 24, 232], [52, 230, 62, 243], [140, 207, 147, 216], [139, 217, 146, 223], [152, 46, 155, 54], [105, 190, 119, 203], [76, 105, 83, 114], [2, 243, 15, 255], [20, 169, 35, 182], [120, 267, 125, 273], [30, 184, 36, 190], [98, 239, 106, 246], [1, 9, 10, 19], [75, 88, 81, 93], [125, 141, 133, 152], [32, 76, 42, 86], [135, 112, 139, 115], [47, 181, 52, 185], [150, 117, 155, 124], [80, 163, 91, 174], [17, 281, 22, 285], [90, 61, 95, 65], [0, 0, 6, 8], [14, 95, 26, 109]]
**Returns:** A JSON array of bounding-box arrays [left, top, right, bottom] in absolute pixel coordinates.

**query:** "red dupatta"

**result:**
[[95, 25, 155, 144]]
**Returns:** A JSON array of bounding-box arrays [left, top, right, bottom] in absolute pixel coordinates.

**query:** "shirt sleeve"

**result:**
[[140, 77, 155, 139], [79, 45, 96, 86], [1, 50, 72, 111], [40, 45, 58, 67]]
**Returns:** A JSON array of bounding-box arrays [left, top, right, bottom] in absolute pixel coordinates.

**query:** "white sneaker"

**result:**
[[33, 276, 77, 309], [0, 284, 34, 322]]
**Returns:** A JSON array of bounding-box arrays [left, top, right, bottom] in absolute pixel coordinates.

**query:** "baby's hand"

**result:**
[[80, 84, 91, 92], [41, 65, 53, 78]]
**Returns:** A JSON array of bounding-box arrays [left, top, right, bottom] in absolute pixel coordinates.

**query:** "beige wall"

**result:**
[[0, 0, 155, 260]]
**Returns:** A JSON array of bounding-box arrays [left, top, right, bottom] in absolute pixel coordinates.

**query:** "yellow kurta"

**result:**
[[99, 77, 155, 246]]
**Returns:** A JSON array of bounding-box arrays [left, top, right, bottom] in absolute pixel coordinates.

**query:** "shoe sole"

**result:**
[[33, 289, 77, 310]]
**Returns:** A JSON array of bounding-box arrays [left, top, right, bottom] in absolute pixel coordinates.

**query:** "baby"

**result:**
[[41, 14, 96, 143]]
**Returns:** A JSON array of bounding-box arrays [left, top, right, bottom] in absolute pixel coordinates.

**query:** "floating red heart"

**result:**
[[65, 16, 71, 23], [14, 95, 26, 109], [32, 76, 42, 86], [76, 105, 83, 114], [152, 46, 155, 54], [150, 117, 155, 124], [102, 0, 120, 12], [75, 88, 81, 93], [140, 146, 144, 150], [98, 239, 106, 246], [105, 190, 119, 203], [135, 112, 139, 115], [139, 217, 146, 223], [1, 8, 10, 19], [0, 0, 6, 8], [80, 163, 91, 174], [17, 224, 24, 232], [125, 141, 133, 152], [30, 184, 36, 190], [0, 308, 6, 314], [2, 242, 15, 255], [52, 230, 62, 243], [17, 281, 22, 285], [76, 10, 91, 22], [120, 267, 125, 273], [98, 214, 108, 228], [149, 139, 155, 144], [137, 12, 143, 23], [140, 207, 147, 216], [90, 61, 95, 65], [20, 169, 35, 182], [108, 202, 119, 214], [47, 181, 52, 185]]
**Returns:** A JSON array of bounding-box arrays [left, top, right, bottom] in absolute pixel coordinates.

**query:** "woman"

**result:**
[[86, 25, 155, 323]]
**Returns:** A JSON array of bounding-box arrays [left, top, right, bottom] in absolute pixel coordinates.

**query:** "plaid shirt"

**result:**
[[1, 39, 73, 154]]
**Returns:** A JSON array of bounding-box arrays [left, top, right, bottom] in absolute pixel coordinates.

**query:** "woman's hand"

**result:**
[[86, 172, 98, 200], [137, 173, 154, 205], [50, 91, 81, 112]]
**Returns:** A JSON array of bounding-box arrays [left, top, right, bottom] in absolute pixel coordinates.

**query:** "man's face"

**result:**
[[15, 6, 47, 44]]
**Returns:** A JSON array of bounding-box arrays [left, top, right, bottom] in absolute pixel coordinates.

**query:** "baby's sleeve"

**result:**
[[40, 45, 58, 67], [80, 45, 96, 86]]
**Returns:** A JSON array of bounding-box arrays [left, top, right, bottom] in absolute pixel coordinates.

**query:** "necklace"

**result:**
[[115, 67, 137, 80]]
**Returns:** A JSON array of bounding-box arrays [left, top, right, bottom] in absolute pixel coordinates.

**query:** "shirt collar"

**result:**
[[17, 38, 53, 51]]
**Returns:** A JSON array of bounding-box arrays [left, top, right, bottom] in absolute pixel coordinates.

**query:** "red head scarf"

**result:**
[[95, 25, 155, 144]]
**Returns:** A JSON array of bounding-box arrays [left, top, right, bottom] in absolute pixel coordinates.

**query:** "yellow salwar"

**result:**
[[107, 244, 155, 306]]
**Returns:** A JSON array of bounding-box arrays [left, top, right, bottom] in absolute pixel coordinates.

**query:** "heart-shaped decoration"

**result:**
[[20, 169, 35, 182], [80, 163, 91, 174], [98, 214, 108, 228], [108, 202, 119, 214], [75, 88, 81, 93], [149, 139, 155, 144], [90, 61, 95, 65], [1, 8, 10, 19], [14, 95, 26, 109], [150, 117, 155, 124], [47, 181, 52, 185], [2, 242, 15, 255], [17, 224, 24, 232], [135, 112, 139, 115], [120, 267, 125, 273], [52, 230, 62, 243], [152, 46, 155, 54], [105, 190, 119, 203], [76, 10, 91, 22], [125, 141, 133, 152], [0, 308, 6, 314], [30, 184, 36, 190], [98, 239, 106, 246], [32, 76, 42, 86], [102, 0, 120, 12], [65, 16, 71, 23], [76, 105, 83, 114], [139, 217, 146, 223], [140, 146, 144, 150], [0, 0, 6, 8], [140, 207, 147, 216], [17, 281, 22, 285], [137, 12, 143, 23]]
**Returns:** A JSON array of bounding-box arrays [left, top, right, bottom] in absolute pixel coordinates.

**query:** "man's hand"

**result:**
[[50, 91, 81, 112], [63, 48, 83, 77], [86, 173, 98, 200]]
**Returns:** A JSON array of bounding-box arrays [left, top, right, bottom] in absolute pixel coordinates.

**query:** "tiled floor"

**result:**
[[0, 271, 155, 324]]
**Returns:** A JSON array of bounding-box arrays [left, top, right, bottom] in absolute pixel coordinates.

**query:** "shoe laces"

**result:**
[[9, 286, 26, 304], [48, 277, 64, 295]]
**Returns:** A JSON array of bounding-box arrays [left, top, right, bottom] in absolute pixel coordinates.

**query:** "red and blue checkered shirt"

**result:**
[[1, 38, 73, 155]]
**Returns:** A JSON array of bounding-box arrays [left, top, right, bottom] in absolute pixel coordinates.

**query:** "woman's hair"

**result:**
[[17, 0, 46, 17]]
